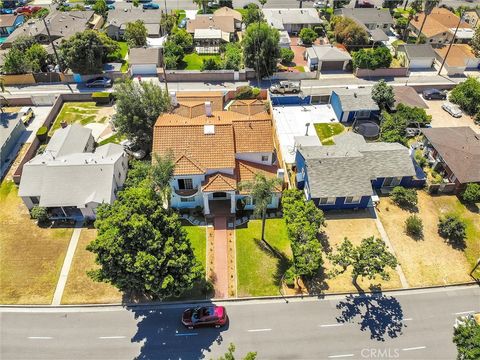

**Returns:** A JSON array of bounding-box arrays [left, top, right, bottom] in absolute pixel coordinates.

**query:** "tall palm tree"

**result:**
[[151, 151, 175, 208], [416, 0, 440, 44], [403, 0, 422, 41], [239, 173, 281, 251], [194, 0, 208, 14]]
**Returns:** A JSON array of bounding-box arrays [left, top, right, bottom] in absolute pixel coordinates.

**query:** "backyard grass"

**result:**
[[377, 191, 473, 287], [61, 228, 122, 304], [236, 218, 291, 297], [0, 181, 73, 304], [98, 132, 126, 146], [181, 53, 221, 70], [321, 212, 402, 293], [294, 66, 306, 72], [314, 123, 345, 145], [49, 102, 114, 136]]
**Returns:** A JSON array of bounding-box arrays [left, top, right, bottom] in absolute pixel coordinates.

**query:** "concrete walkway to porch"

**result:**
[[213, 217, 229, 299]]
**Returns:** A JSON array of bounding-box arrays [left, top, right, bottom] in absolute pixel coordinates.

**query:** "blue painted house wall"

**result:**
[[313, 196, 371, 210], [0, 15, 24, 37], [270, 95, 311, 106], [330, 91, 343, 121]]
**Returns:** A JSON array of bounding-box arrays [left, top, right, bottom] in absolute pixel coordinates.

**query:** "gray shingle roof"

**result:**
[[300, 132, 416, 198], [42, 124, 92, 159], [336, 8, 393, 25], [310, 45, 352, 61], [0, 112, 23, 149], [263, 8, 322, 30], [107, 8, 161, 28], [402, 44, 436, 59], [128, 47, 160, 65], [333, 88, 379, 112]]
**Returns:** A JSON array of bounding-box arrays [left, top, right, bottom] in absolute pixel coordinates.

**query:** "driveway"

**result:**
[[423, 98, 480, 133]]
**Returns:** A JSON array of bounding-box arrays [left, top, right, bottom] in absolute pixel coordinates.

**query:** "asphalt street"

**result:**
[[1, 286, 479, 360]]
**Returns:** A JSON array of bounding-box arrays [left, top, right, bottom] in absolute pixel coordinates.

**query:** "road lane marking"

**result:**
[[319, 323, 344, 327], [327, 354, 354, 358], [454, 311, 474, 315], [247, 328, 272, 332], [175, 333, 198, 336], [99, 336, 126, 339], [27, 337, 53, 340], [402, 346, 426, 351]]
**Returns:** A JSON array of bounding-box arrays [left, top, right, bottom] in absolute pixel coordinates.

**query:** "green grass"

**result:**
[[294, 66, 305, 72], [235, 8, 248, 18], [49, 102, 109, 136], [183, 223, 207, 270], [391, 39, 405, 48], [181, 53, 221, 70], [236, 218, 291, 297], [314, 123, 345, 145], [98, 132, 126, 146]]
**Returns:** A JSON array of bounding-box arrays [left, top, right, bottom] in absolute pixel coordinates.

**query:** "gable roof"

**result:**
[[106, 8, 161, 27], [44, 124, 92, 158], [214, 7, 242, 22], [236, 159, 281, 194], [392, 86, 428, 110], [422, 127, 480, 183], [434, 44, 477, 67], [299, 132, 416, 198], [410, 8, 472, 38], [202, 172, 237, 192], [174, 154, 205, 175], [336, 8, 393, 25], [401, 44, 436, 59], [332, 88, 379, 112], [309, 45, 352, 61], [194, 28, 230, 42], [263, 8, 322, 30], [186, 15, 235, 34]]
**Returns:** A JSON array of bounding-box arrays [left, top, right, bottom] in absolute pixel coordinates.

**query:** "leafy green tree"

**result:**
[[223, 43, 242, 70], [390, 186, 418, 209], [124, 160, 151, 189], [242, 22, 280, 79], [59, 30, 118, 74], [12, 36, 36, 52], [160, 13, 177, 36], [462, 183, 480, 204], [201, 57, 221, 70], [243, 3, 264, 27], [30, 206, 49, 225], [299, 27, 318, 46], [112, 79, 171, 149], [132, 0, 139, 7], [87, 185, 202, 299], [163, 54, 179, 70], [383, 0, 402, 14], [371, 79, 395, 110], [92, 0, 107, 17], [25, 44, 49, 73], [240, 173, 282, 249], [438, 215, 467, 246], [403, 0, 422, 40], [416, 0, 440, 44], [163, 40, 185, 69], [395, 16, 408, 33], [352, 47, 392, 70], [472, 26, 480, 58], [151, 152, 175, 207], [2, 48, 31, 74], [405, 214, 423, 238], [332, 16, 369, 49], [169, 28, 193, 50], [124, 20, 147, 47], [216, 343, 257, 360], [449, 77, 480, 115], [453, 316, 480, 360], [329, 236, 398, 289], [380, 104, 431, 144], [280, 48, 294, 65]]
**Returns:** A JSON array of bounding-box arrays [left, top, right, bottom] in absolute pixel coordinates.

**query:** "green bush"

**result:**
[[36, 126, 48, 142], [201, 58, 221, 71], [284, 266, 296, 288], [462, 183, 480, 204], [414, 150, 427, 168], [30, 206, 49, 224], [450, 77, 480, 116], [405, 214, 423, 238], [235, 85, 254, 99], [299, 27, 318, 46], [390, 186, 418, 209], [92, 91, 111, 104], [280, 48, 294, 64], [352, 46, 392, 70], [438, 215, 467, 246]]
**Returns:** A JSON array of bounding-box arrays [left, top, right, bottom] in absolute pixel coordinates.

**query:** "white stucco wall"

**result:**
[[235, 152, 273, 165]]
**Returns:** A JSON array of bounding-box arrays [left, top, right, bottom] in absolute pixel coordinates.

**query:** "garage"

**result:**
[[128, 48, 161, 76], [401, 44, 436, 70], [409, 58, 435, 69], [306, 45, 351, 72], [319, 60, 346, 71]]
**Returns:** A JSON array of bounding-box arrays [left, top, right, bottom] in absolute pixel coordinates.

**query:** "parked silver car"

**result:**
[[121, 140, 146, 160], [441, 102, 462, 118]]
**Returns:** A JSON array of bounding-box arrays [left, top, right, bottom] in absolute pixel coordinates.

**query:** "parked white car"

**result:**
[[313, 0, 328, 8], [441, 102, 463, 118]]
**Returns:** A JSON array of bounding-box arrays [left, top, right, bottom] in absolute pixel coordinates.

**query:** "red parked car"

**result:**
[[15, 6, 43, 15], [182, 305, 227, 329]]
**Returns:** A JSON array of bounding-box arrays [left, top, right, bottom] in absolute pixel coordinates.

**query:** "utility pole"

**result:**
[[438, 12, 463, 75], [42, 16, 62, 72], [161, 47, 168, 93]]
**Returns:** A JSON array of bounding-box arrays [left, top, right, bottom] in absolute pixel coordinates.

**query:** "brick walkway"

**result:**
[[213, 217, 229, 298]]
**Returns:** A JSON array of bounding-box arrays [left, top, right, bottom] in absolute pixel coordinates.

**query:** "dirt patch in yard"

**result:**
[[377, 191, 472, 287], [0, 181, 73, 304], [319, 211, 402, 293]]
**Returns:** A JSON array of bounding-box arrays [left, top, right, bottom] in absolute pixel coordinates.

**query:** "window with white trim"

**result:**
[[344, 196, 361, 204], [261, 155, 269, 162], [319, 197, 335, 205], [180, 197, 195, 202], [178, 178, 193, 190]]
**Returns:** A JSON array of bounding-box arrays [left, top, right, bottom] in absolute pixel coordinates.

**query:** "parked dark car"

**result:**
[[422, 88, 447, 100], [143, 2, 159, 9], [85, 76, 112, 88], [182, 305, 227, 329]]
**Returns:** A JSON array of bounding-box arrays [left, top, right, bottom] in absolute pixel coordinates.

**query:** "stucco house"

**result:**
[[434, 44, 480, 76], [0, 112, 25, 178], [105, 8, 161, 39], [335, 8, 393, 42], [128, 47, 162, 76], [19, 124, 128, 219], [296, 132, 423, 210], [330, 88, 379, 122], [213, 7, 242, 30], [262, 8, 322, 34], [152, 92, 283, 215], [398, 44, 436, 69]]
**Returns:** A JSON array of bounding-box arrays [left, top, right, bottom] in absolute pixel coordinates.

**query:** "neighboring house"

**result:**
[[296, 132, 421, 210], [330, 88, 379, 122], [186, 15, 235, 40], [19, 124, 128, 219], [409, 8, 473, 46], [213, 7, 242, 30], [391, 86, 428, 111], [194, 29, 230, 54], [152, 92, 282, 215], [398, 44, 436, 69], [305, 44, 352, 71], [3, 11, 103, 50], [0, 14, 24, 38], [464, 8, 480, 28], [128, 47, 162, 76], [422, 127, 480, 193], [0, 112, 26, 178], [262, 8, 322, 34], [335, 8, 393, 42], [278, 30, 291, 48], [434, 44, 480, 76], [105, 8, 161, 39]]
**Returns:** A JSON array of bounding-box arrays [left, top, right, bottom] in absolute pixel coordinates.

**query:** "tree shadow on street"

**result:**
[[335, 292, 405, 342], [128, 301, 227, 360]]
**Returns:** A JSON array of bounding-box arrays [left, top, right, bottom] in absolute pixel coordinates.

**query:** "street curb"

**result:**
[[0, 281, 477, 309]]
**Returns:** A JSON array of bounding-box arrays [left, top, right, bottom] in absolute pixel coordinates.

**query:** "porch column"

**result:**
[[203, 193, 210, 215], [230, 192, 236, 214]]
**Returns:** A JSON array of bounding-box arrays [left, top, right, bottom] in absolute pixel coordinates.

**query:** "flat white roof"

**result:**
[[451, 28, 474, 39], [272, 104, 339, 164]]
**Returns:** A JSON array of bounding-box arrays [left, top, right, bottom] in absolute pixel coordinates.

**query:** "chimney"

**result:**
[[169, 91, 177, 106], [205, 101, 212, 117]]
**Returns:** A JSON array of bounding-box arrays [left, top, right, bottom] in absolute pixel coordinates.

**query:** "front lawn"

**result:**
[[0, 181, 73, 304], [181, 53, 221, 70], [314, 123, 345, 145], [183, 223, 207, 270], [236, 218, 291, 297]]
